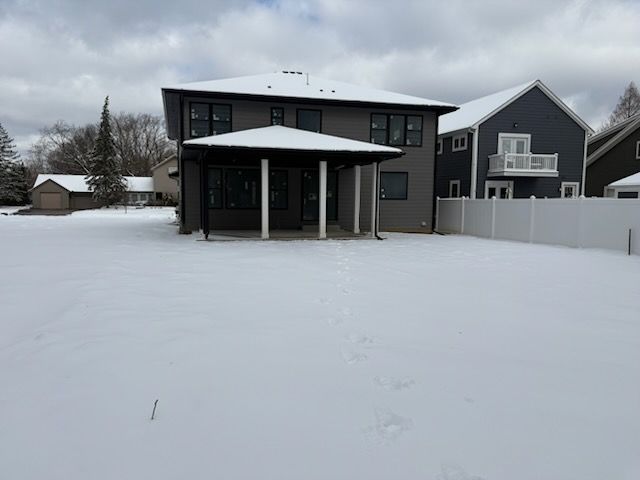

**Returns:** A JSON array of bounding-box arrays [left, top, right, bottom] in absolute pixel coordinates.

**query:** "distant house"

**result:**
[[585, 113, 640, 196], [151, 154, 179, 202], [435, 80, 593, 200], [30, 174, 154, 210], [161, 71, 457, 238]]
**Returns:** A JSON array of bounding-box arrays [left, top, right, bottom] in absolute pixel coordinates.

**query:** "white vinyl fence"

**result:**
[[435, 196, 640, 255]]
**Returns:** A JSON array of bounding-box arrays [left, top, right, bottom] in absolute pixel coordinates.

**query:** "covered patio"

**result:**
[[182, 125, 404, 240]]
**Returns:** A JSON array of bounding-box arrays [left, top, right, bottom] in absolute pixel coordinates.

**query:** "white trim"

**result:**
[[497, 132, 531, 154], [260, 159, 269, 239], [586, 117, 640, 166], [452, 134, 468, 152], [448, 179, 461, 198], [484, 180, 513, 199], [436, 139, 443, 155], [581, 131, 588, 195], [470, 127, 479, 198], [353, 165, 361, 234], [636, 140, 640, 159], [319, 160, 327, 239], [561, 181, 580, 199], [588, 113, 639, 143], [370, 163, 378, 237]]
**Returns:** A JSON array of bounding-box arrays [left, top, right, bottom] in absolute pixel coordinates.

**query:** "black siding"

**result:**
[[435, 132, 473, 198]]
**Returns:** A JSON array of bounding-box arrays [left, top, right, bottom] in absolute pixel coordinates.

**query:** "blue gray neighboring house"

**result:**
[[435, 80, 593, 200]]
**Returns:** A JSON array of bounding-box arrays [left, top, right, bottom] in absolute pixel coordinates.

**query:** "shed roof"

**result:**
[[438, 80, 593, 135], [609, 171, 640, 187], [31, 174, 154, 193], [165, 71, 456, 110], [183, 125, 404, 155]]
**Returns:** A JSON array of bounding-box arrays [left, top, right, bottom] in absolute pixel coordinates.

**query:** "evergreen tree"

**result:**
[[86, 97, 126, 206], [0, 122, 27, 205], [603, 81, 640, 129]]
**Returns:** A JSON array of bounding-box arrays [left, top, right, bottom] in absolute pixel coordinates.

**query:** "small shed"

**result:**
[[30, 174, 154, 210], [604, 172, 640, 198]]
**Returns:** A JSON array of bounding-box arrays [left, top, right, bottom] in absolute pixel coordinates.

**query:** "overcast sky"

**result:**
[[1, 0, 638, 154]]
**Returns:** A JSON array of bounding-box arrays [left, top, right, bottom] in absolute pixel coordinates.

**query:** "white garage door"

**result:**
[[40, 192, 63, 209]]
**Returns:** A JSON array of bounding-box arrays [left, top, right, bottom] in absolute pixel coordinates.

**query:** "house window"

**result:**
[[370, 114, 423, 146], [452, 134, 468, 152], [636, 140, 640, 159], [225, 169, 260, 209], [498, 133, 531, 154], [380, 172, 408, 200], [561, 182, 579, 199], [189, 103, 231, 138], [270, 170, 288, 209], [437, 139, 443, 155], [271, 107, 284, 126], [449, 180, 460, 198], [485, 180, 513, 199], [297, 109, 321, 132], [208, 168, 223, 208], [618, 191, 639, 198]]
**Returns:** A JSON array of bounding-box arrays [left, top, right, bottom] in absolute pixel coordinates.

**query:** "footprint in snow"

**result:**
[[339, 306, 353, 317], [344, 333, 379, 346], [436, 464, 485, 480], [317, 297, 332, 305], [373, 376, 415, 392], [362, 408, 413, 444], [341, 348, 367, 365], [327, 317, 343, 327]]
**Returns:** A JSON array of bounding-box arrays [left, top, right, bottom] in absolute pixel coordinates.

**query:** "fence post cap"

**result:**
[[530, 195, 536, 199], [579, 194, 586, 199], [492, 195, 496, 200]]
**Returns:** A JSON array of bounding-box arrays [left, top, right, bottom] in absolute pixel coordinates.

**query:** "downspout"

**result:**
[[432, 114, 440, 231], [470, 126, 479, 199], [374, 161, 384, 240], [581, 130, 588, 196]]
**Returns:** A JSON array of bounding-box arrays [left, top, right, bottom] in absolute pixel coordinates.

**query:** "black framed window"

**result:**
[[225, 169, 260, 209], [370, 114, 422, 146], [271, 107, 284, 126], [380, 172, 408, 200], [189, 103, 231, 138], [270, 170, 288, 209], [297, 109, 321, 132], [208, 168, 223, 208]]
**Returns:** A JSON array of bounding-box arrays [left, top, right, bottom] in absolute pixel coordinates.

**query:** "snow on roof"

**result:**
[[165, 71, 456, 109], [438, 81, 536, 135], [31, 174, 154, 193], [438, 80, 592, 135], [609, 172, 640, 187], [183, 125, 404, 154]]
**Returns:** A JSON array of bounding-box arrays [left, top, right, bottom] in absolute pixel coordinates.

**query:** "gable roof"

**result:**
[[31, 174, 154, 193], [609, 171, 640, 187], [586, 114, 640, 166], [438, 80, 593, 135], [183, 125, 404, 155], [588, 113, 640, 145], [164, 71, 457, 111], [150, 154, 177, 171]]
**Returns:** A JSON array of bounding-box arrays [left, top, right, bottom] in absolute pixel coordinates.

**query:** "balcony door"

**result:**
[[498, 133, 531, 154]]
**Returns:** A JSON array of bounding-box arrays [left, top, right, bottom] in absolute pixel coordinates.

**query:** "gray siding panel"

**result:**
[[477, 86, 585, 198], [435, 132, 473, 198], [177, 96, 439, 232], [183, 159, 201, 231], [586, 125, 640, 196]]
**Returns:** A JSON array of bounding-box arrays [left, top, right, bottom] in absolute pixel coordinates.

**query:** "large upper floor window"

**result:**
[[297, 109, 322, 132], [189, 103, 231, 138], [370, 114, 423, 146], [271, 107, 284, 126]]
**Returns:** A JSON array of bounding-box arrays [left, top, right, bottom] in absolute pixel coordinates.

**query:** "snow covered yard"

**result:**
[[1, 208, 639, 480]]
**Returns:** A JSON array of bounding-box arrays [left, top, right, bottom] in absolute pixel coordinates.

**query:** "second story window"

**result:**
[[452, 134, 468, 152], [271, 107, 284, 126], [297, 109, 322, 133], [189, 103, 232, 138], [370, 114, 423, 146]]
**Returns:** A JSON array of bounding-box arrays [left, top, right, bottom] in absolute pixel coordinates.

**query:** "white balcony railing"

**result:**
[[488, 153, 559, 177]]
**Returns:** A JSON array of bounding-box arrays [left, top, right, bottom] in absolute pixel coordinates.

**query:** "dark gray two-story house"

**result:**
[[585, 113, 640, 197], [161, 72, 456, 239], [435, 80, 593, 200]]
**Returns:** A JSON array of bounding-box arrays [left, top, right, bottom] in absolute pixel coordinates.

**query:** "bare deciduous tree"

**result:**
[[600, 81, 640, 130]]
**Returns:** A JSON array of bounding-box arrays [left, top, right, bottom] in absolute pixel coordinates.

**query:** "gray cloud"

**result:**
[[0, 0, 638, 153]]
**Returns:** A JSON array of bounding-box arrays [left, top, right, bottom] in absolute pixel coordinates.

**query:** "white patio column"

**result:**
[[370, 162, 378, 238], [319, 160, 327, 239], [353, 164, 361, 234], [261, 158, 269, 240]]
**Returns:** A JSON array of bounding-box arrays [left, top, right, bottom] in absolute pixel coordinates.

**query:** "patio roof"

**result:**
[[182, 125, 404, 158]]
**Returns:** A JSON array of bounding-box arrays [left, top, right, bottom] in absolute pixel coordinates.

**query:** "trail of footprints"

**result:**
[[322, 245, 415, 445]]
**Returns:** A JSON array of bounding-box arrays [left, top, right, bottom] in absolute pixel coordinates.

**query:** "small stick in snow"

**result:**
[[151, 399, 159, 420]]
